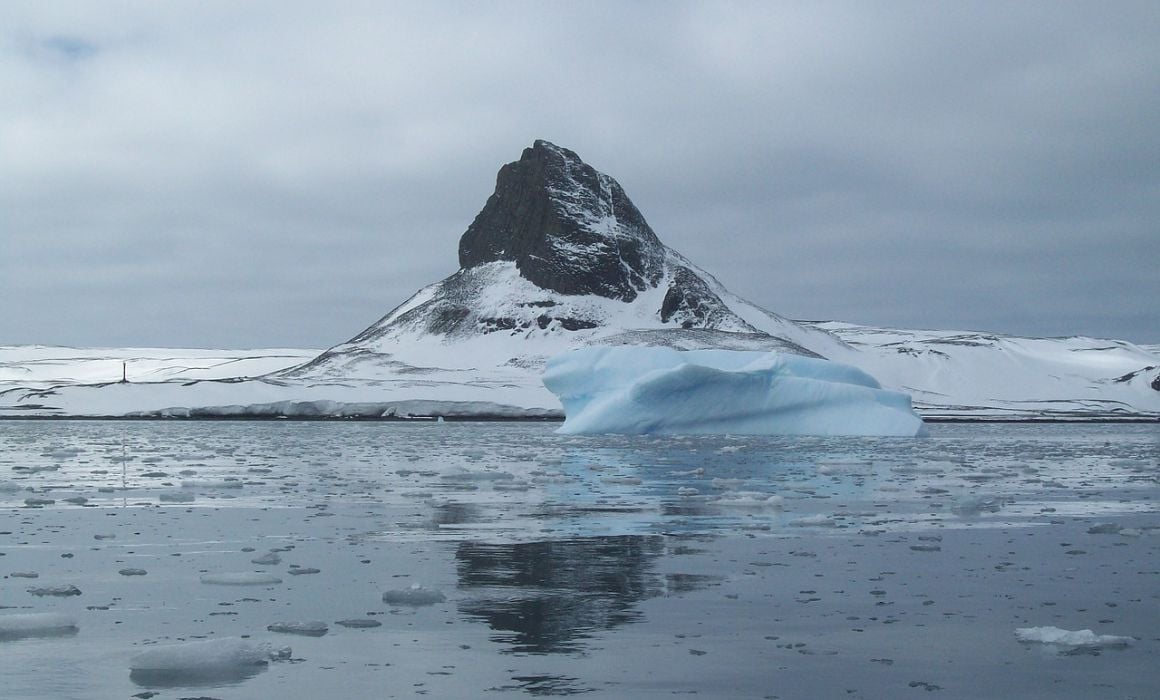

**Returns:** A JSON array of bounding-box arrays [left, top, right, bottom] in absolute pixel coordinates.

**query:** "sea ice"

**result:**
[[1015, 626, 1133, 648], [267, 621, 328, 637], [713, 491, 784, 508], [200, 572, 283, 586], [27, 584, 81, 597], [251, 551, 282, 565], [335, 618, 383, 628], [0, 613, 78, 640], [129, 637, 289, 684], [543, 347, 926, 436], [382, 583, 447, 606]]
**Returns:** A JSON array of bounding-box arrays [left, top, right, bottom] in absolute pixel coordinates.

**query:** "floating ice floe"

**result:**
[[181, 478, 243, 489], [789, 514, 838, 527], [158, 491, 195, 503], [335, 618, 382, 628], [0, 613, 78, 640], [1015, 626, 1133, 648], [129, 637, 289, 686], [200, 572, 282, 586], [713, 492, 784, 508], [543, 347, 927, 436], [251, 551, 282, 565], [267, 621, 328, 637], [27, 584, 81, 597], [381, 584, 446, 606]]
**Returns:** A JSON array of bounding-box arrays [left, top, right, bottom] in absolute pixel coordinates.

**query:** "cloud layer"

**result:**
[[3, 2, 1157, 347]]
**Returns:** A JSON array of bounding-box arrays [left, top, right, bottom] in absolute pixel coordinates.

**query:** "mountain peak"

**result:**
[[458, 140, 665, 301]]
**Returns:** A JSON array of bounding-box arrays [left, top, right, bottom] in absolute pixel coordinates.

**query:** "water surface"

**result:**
[[1, 422, 1157, 698]]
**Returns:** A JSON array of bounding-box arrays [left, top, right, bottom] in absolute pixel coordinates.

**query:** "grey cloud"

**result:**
[[1, 2, 1157, 347]]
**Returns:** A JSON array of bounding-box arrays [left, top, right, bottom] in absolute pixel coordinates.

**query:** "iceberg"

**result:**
[[1015, 626, 1133, 648], [0, 613, 78, 640], [129, 637, 289, 687], [542, 347, 926, 436]]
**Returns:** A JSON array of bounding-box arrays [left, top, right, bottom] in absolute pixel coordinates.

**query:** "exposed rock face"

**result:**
[[278, 139, 845, 378], [660, 267, 753, 331], [458, 140, 666, 301]]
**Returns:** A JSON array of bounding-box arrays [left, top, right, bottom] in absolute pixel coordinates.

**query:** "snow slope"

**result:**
[[0, 346, 316, 385], [1, 326, 1156, 420], [814, 323, 1160, 419]]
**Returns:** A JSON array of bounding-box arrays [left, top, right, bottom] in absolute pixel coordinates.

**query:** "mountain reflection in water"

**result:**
[[456, 535, 721, 654]]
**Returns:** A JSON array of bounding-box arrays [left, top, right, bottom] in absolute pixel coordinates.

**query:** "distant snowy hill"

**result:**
[[811, 323, 1160, 419], [1, 141, 1157, 420]]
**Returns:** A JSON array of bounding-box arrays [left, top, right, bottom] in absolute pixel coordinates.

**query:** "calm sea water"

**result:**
[[1, 421, 1157, 699]]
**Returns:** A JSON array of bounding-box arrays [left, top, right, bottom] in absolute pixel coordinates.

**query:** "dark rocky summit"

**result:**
[[281, 139, 827, 369], [458, 140, 666, 301]]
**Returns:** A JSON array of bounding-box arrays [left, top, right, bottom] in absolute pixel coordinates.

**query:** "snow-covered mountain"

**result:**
[[277, 140, 843, 385], [2, 141, 1157, 419]]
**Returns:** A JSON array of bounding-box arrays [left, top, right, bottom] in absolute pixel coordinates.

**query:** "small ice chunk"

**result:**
[[1015, 626, 1133, 648], [181, 479, 243, 489], [119, 568, 148, 576], [0, 613, 78, 640], [789, 514, 837, 527], [251, 551, 282, 566], [10, 571, 39, 579], [158, 491, 195, 503], [129, 637, 289, 683], [382, 584, 446, 606], [28, 584, 81, 597], [267, 621, 328, 637], [1086, 523, 1123, 535], [287, 567, 321, 575], [200, 572, 282, 586], [335, 618, 382, 628], [600, 475, 642, 485], [714, 492, 784, 508]]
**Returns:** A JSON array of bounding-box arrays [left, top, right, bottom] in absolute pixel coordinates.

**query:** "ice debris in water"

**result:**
[[267, 621, 328, 637], [251, 551, 282, 565], [0, 613, 78, 640], [542, 346, 927, 436], [158, 491, 195, 503], [713, 492, 784, 508], [130, 637, 290, 672], [789, 514, 838, 527], [335, 618, 382, 628], [181, 478, 243, 489], [1015, 626, 1133, 648], [382, 583, 446, 606], [28, 584, 81, 597], [200, 572, 283, 586]]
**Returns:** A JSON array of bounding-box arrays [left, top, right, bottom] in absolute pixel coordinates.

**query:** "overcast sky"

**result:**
[[3, 2, 1157, 348]]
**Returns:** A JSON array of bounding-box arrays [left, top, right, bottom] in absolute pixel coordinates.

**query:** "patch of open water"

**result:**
[[1, 421, 1157, 698]]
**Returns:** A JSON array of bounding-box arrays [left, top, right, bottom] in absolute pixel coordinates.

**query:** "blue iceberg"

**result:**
[[543, 347, 926, 436]]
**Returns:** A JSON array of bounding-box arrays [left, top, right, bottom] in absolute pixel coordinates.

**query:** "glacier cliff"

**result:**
[[542, 346, 927, 436]]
